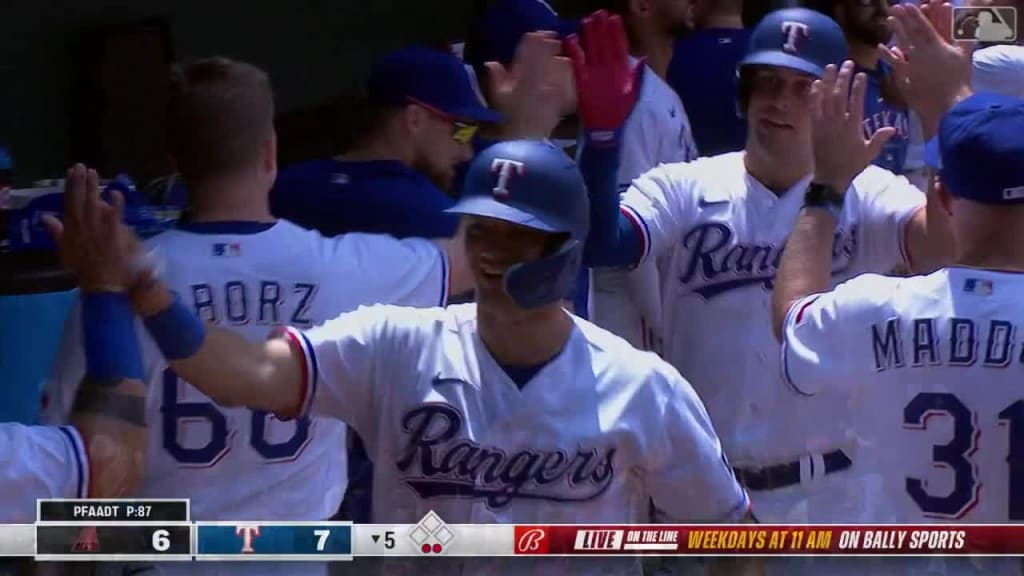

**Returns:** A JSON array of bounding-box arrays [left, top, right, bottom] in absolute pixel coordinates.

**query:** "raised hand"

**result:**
[[485, 31, 574, 139], [565, 10, 643, 141], [810, 61, 897, 190], [42, 164, 146, 293], [878, 1, 973, 137]]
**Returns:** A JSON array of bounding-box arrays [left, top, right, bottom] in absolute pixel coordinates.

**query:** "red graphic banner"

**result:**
[[513, 525, 1024, 556]]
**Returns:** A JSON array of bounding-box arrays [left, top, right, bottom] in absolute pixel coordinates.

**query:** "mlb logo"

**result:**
[[952, 6, 1017, 42], [964, 278, 994, 295], [213, 242, 242, 257]]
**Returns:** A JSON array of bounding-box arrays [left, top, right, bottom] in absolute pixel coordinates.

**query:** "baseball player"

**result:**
[[270, 46, 491, 241], [772, 7, 1022, 574], [42, 58, 469, 576], [54, 139, 752, 576], [585, 0, 700, 349], [570, 7, 951, 524], [774, 88, 1024, 573]]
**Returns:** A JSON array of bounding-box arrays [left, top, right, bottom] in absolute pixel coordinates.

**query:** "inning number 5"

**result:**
[[161, 369, 311, 465]]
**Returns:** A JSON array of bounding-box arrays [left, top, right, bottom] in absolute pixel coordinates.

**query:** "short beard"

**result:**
[[849, 19, 891, 48]]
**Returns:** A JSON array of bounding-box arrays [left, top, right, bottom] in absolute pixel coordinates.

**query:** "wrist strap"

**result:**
[[82, 293, 144, 383], [143, 292, 206, 360]]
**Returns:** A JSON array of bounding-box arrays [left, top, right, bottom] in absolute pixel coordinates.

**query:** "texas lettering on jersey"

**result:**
[[395, 404, 616, 509], [678, 221, 858, 299]]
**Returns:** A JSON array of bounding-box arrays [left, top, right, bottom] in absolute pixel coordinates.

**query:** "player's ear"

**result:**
[[405, 104, 428, 135], [935, 176, 954, 217], [261, 131, 277, 175]]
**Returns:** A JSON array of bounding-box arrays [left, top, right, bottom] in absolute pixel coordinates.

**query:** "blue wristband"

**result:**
[[82, 293, 145, 382], [143, 292, 206, 360]]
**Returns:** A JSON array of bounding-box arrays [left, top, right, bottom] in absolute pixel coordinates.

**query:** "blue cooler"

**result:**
[[0, 250, 76, 424]]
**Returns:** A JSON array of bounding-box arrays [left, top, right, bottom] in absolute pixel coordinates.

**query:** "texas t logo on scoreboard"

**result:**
[[235, 525, 260, 553]]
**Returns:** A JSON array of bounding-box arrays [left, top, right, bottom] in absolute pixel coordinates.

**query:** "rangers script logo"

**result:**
[[515, 527, 548, 554], [395, 404, 616, 509], [678, 222, 857, 299]]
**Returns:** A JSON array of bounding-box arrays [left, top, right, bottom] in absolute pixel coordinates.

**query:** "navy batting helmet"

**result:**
[[735, 7, 847, 116], [740, 7, 848, 78], [446, 140, 588, 309]]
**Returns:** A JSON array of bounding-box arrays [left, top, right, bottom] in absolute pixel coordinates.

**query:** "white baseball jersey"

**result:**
[[43, 220, 447, 575], [587, 62, 698, 352], [283, 303, 748, 575], [784, 268, 1024, 523], [0, 424, 87, 522], [619, 153, 924, 506]]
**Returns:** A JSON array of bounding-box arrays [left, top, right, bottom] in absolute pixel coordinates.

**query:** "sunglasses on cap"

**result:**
[[408, 97, 480, 145]]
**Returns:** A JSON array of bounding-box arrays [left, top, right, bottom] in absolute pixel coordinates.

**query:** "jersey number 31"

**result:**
[[161, 369, 311, 465], [905, 392, 1024, 520]]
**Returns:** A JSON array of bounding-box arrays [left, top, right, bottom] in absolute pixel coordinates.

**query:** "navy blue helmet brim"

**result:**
[[446, 195, 564, 233]]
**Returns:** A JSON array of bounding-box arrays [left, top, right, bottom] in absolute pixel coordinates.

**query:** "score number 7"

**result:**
[[315, 529, 330, 552]]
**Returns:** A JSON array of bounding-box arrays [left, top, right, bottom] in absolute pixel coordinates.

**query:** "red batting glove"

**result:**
[[565, 10, 644, 144]]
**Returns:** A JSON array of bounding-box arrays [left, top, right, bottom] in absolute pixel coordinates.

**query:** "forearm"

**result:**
[[133, 282, 301, 414], [772, 208, 837, 340], [73, 292, 149, 498], [579, 140, 644, 267], [70, 376, 147, 498]]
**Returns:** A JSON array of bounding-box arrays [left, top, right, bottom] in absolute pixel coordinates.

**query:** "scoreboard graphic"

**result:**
[[6, 499, 1024, 560]]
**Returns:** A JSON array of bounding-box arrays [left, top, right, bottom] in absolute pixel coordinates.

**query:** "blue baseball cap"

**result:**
[[366, 45, 500, 123], [925, 92, 1024, 204], [464, 0, 577, 69]]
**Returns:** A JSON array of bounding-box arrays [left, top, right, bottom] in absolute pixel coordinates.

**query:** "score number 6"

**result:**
[[152, 529, 170, 552]]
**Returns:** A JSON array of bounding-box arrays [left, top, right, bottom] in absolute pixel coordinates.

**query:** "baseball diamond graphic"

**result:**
[[408, 511, 455, 554]]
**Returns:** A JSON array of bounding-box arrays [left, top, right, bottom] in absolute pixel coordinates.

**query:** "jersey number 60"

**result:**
[[161, 369, 311, 465], [904, 392, 1024, 520]]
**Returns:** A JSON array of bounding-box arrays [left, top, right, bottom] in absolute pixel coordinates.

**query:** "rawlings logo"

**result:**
[[678, 222, 857, 299], [396, 404, 616, 509], [781, 21, 810, 54]]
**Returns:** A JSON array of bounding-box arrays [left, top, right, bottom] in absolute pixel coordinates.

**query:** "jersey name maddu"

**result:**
[[872, 316, 1021, 371], [678, 221, 858, 299]]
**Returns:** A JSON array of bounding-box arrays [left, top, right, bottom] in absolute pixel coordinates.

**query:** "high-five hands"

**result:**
[[486, 31, 575, 139], [41, 164, 146, 293], [565, 10, 643, 144], [810, 61, 897, 191], [878, 1, 973, 137]]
